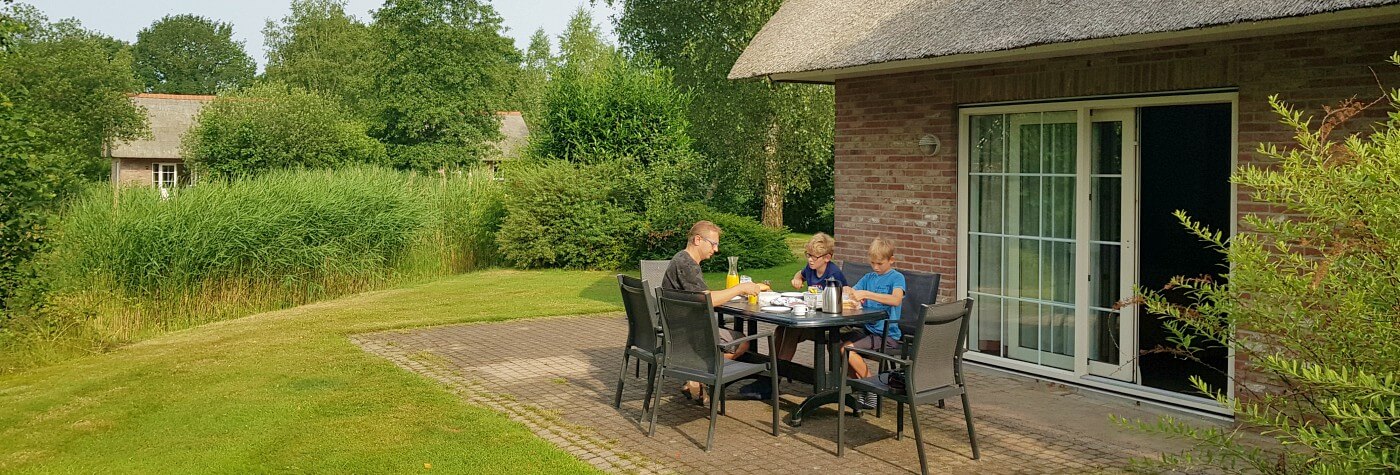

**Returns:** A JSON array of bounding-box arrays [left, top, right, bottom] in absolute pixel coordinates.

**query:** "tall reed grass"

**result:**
[[0, 167, 504, 372]]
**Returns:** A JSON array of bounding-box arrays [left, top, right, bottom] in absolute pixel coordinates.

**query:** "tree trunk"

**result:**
[[761, 119, 783, 228]]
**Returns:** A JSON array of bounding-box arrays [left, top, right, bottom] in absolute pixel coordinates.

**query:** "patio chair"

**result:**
[[649, 287, 779, 451], [837, 299, 980, 474], [614, 275, 665, 434], [875, 269, 941, 415], [639, 260, 670, 314]]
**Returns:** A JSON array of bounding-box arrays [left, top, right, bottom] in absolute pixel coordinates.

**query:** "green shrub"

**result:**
[[1122, 57, 1400, 474], [642, 202, 794, 272], [496, 160, 642, 269], [4, 166, 506, 371], [184, 82, 386, 179]]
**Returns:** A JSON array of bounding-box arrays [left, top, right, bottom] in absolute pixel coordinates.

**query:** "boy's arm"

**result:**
[[791, 270, 804, 289], [849, 287, 905, 306]]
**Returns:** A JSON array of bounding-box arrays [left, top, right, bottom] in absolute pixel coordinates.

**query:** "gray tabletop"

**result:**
[[716, 301, 886, 328]]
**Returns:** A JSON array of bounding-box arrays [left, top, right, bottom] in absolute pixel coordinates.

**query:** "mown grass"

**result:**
[[0, 262, 807, 473]]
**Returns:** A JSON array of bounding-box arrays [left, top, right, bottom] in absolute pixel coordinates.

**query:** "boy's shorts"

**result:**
[[839, 326, 900, 351]]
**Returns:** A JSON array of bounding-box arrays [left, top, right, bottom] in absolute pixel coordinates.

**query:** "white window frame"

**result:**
[[152, 162, 180, 189], [956, 91, 1238, 415]]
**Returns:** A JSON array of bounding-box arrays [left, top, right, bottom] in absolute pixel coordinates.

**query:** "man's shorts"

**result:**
[[720, 328, 746, 354]]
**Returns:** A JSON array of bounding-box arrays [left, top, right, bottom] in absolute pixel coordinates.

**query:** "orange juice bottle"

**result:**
[[725, 256, 739, 288]]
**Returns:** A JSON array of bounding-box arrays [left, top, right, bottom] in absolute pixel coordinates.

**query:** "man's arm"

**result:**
[[710, 282, 765, 307], [847, 287, 905, 306]]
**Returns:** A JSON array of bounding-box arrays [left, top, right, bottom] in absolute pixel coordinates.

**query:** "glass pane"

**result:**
[[1015, 239, 1039, 298], [1049, 240, 1075, 304], [975, 176, 1004, 234], [1017, 176, 1040, 237], [1090, 310, 1120, 365], [1015, 301, 1039, 352], [973, 235, 1003, 294], [974, 297, 1003, 356], [1092, 121, 1123, 175], [1046, 177, 1075, 239], [1048, 305, 1075, 365], [1013, 121, 1041, 174], [1092, 177, 1121, 242], [971, 115, 1006, 173], [1046, 122, 1077, 174], [1091, 243, 1121, 309]]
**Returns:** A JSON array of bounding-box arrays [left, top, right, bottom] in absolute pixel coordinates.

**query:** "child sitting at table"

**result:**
[[738, 233, 847, 400], [841, 237, 906, 408]]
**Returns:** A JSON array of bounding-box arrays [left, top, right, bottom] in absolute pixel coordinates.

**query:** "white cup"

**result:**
[[793, 305, 808, 316]]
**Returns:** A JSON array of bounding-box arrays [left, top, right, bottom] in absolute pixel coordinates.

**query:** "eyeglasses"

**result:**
[[700, 236, 719, 250], [805, 253, 832, 260]]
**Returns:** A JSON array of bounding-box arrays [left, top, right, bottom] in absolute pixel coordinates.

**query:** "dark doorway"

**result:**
[[1137, 103, 1232, 395]]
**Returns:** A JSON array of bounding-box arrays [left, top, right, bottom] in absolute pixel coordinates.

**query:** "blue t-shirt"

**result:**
[[799, 262, 846, 289], [853, 269, 907, 340]]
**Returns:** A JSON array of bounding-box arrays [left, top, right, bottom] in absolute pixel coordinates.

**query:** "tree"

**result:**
[[132, 14, 255, 94], [370, 0, 520, 172], [263, 0, 377, 116], [506, 27, 551, 126], [610, 0, 835, 229], [0, 4, 146, 179], [1124, 57, 1400, 473], [184, 82, 386, 179], [530, 9, 695, 169]]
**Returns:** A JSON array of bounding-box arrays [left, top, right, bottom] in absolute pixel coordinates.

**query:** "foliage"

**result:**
[[371, 0, 520, 172], [132, 14, 255, 94], [495, 160, 644, 270], [262, 0, 378, 116], [530, 10, 696, 171], [1123, 57, 1400, 474], [183, 82, 386, 179], [0, 4, 147, 179], [610, 0, 835, 228], [507, 27, 551, 126], [6, 167, 505, 355], [496, 158, 793, 272], [641, 202, 795, 272]]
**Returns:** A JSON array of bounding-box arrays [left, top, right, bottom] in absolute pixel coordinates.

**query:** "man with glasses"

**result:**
[[661, 220, 767, 403]]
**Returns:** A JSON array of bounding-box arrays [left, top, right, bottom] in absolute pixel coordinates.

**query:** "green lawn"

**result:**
[[0, 262, 805, 473]]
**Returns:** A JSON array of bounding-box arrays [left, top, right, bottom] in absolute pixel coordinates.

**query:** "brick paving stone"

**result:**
[[354, 313, 1225, 474]]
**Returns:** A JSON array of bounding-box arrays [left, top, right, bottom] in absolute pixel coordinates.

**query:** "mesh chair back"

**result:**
[[909, 299, 973, 392], [640, 260, 670, 312], [841, 261, 874, 283], [657, 288, 721, 374], [618, 275, 660, 353], [897, 270, 942, 335]]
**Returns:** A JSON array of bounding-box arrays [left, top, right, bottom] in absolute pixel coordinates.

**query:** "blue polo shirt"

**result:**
[[799, 262, 846, 289], [853, 269, 907, 340]]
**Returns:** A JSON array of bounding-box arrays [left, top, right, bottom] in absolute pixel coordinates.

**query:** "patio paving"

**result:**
[[353, 313, 1217, 474]]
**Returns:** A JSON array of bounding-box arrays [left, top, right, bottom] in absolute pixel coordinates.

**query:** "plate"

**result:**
[[779, 292, 805, 298], [729, 295, 742, 301], [760, 306, 791, 313]]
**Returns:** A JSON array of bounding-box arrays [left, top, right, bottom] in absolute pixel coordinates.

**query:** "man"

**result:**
[[661, 220, 766, 403]]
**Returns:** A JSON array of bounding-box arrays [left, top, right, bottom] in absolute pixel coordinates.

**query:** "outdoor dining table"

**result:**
[[715, 299, 887, 427]]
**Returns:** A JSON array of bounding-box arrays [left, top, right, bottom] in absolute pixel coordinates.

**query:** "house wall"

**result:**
[[831, 22, 1400, 396], [112, 157, 183, 186]]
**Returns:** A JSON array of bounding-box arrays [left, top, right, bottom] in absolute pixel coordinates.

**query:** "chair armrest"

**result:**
[[842, 346, 910, 367], [721, 330, 774, 349]]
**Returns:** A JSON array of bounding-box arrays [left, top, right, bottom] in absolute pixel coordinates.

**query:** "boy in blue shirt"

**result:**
[[842, 237, 905, 408]]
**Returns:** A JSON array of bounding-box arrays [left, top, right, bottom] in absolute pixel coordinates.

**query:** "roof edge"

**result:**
[[740, 4, 1400, 84]]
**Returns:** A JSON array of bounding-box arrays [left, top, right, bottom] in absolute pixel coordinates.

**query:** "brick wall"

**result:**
[[831, 22, 1400, 397], [111, 157, 182, 186]]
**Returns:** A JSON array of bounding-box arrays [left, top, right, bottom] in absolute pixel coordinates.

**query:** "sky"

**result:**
[[32, 0, 620, 71]]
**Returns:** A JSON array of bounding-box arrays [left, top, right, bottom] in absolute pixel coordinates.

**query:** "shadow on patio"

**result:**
[[355, 313, 1217, 474]]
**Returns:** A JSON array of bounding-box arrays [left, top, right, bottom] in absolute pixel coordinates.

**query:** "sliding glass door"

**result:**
[[964, 107, 1137, 379]]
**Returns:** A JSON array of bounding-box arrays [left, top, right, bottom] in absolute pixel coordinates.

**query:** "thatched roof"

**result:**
[[731, 0, 1400, 82], [107, 94, 213, 159], [486, 111, 529, 162]]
